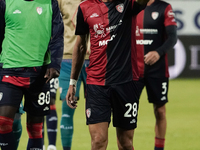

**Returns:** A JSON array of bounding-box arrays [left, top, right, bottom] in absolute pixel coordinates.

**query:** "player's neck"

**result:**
[[147, 0, 155, 6], [102, 0, 114, 2]]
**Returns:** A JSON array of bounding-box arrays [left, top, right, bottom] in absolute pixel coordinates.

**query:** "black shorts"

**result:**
[[0, 69, 50, 116], [86, 81, 140, 130], [137, 76, 169, 105], [49, 77, 59, 99]]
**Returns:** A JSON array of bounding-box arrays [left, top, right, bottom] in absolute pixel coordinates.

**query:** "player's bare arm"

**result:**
[[66, 34, 88, 109]]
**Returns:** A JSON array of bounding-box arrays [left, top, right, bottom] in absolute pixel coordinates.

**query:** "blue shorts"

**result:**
[[86, 81, 140, 130], [137, 76, 169, 105], [59, 59, 89, 100], [0, 68, 50, 116]]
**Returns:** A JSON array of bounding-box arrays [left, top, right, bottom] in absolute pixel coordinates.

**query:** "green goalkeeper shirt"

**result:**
[[0, 0, 52, 68]]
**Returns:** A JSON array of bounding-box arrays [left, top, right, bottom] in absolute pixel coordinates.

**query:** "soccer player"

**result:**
[[0, 10, 24, 150], [136, 0, 177, 149], [57, 0, 89, 149], [42, 78, 59, 150], [66, 0, 149, 150], [0, 0, 64, 150]]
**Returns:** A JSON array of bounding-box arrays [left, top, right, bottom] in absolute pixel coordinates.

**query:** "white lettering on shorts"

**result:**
[[0, 143, 8, 146]]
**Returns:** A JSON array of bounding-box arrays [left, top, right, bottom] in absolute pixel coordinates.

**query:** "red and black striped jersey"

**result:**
[[76, 0, 145, 86], [136, 0, 177, 78]]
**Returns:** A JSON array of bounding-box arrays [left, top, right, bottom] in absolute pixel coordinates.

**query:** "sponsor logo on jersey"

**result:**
[[168, 10, 175, 18], [90, 13, 99, 18], [36, 7, 43, 15], [118, 19, 122, 25], [136, 40, 153, 45], [94, 24, 106, 38], [151, 12, 159, 20], [86, 108, 91, 118], [140, 29, 158, 34], [106, 25, 117, 33], [136, 27, 158, 36], [116, 4, 124, 13], [13, 10, 21, 14], [99, 34, 117, 46], [106, 20, 123, 33], [0, 92, 3, 101]]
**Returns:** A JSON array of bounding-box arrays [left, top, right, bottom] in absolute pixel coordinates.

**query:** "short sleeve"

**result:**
[[75, 6, 89, 35], [164, 4, 177, 27]]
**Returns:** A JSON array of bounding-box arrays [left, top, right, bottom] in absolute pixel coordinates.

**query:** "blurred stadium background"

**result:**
[[18, 0, 200, 149]]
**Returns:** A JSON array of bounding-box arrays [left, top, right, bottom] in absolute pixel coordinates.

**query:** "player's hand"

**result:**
[[144, 51, 160, 65], [66, 85, 77, 109], [44, 68, 59, 83]]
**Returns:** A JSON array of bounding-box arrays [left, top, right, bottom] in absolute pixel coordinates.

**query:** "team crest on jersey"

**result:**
[[0, 92, 3, 101], [116, 4, 124, 13], [86, 108, 91, 118], [151, 12, 159, 20], [36, 7, 43, 15]]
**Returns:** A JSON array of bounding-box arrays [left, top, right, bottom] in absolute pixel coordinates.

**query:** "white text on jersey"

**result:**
[[99, 34, 117, 46], [136, 40, 153, 45]]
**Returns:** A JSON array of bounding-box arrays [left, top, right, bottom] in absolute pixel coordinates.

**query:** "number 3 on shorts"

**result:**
[[162, 82, 167, 95], [38, 91, 50, 105], [124, 102, 138, 117]]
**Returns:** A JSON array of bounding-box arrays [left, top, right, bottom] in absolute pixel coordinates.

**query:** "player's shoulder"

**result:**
[[157, 0, 172, 7], [78, 0, 95, 12], [153, 0, 173, 11], [80, 0, 97, 7]]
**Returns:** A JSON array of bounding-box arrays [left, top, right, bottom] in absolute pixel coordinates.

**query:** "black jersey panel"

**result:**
[[104, 0, 133, 85]]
